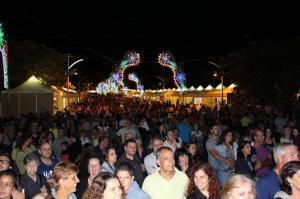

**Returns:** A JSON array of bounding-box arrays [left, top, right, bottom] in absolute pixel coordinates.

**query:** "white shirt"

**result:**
[[144, 152, 157, 175]]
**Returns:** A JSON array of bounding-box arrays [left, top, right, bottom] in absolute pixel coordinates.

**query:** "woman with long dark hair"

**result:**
[[234, 141, 256, 178], [11, 135, 35, 174], [186, 162, 219, 199], [274, 161, 300, 199], [215, 130, 235, 186]]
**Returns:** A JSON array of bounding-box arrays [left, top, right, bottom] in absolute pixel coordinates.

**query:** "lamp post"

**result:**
[[208, 61, 224, 104], [66, 54, 83, 107]]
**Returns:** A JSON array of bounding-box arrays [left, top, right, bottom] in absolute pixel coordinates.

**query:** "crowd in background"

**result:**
[[0, 94, 300, 199]]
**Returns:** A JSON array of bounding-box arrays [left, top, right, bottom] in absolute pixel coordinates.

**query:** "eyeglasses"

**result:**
[[0, 160, 10, 165]]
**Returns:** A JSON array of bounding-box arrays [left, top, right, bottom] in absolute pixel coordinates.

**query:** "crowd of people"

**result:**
[[0, 93, 300, 199]]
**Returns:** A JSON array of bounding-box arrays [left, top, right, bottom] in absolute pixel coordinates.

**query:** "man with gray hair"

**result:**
[[144, 137, 163, 175], [142, 147, 188, 199], [256, 142, 299, 199]]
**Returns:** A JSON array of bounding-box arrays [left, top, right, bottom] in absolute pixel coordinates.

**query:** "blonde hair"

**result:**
[[220, 174, 256, 199], [53, 161, 78, 190]]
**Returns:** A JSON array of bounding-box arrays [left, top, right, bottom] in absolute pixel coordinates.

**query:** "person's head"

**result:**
[[103, 147, 117, 165], [0, 154, 12, 172], [174, 148, 192, 172], [98, 135, 109, 150], [210, 124, 220, 137], [0, 170, 18, 199], [88, 156, 101, 179], [115, 163, 134, 193], [253, 128, 265, 145], [187, 162, 219, 199], [23, 153, 39, 176], [217, 130, 233, 145], [186, 142, 197, 157], [158, 123, 164, 132], [124, 139, 137, 157], [166, 129, 175, 142], [273, 143, 299, 169], [292, 128, 299, 138], [53, 162, 79, 193], [156, 147, 175, 173], [61, 141, 68, 152], [16, 135, 32, 150], [237, 141, 252, 159], [46, 132, 55, 142], [279, 161, 300, 195], [173, 128, 179, 137], [283, 126, 292, 138], [39, 142, 52, 159], [220, 174, 256, 199], [83, 172, 122, 199], [265, 128, 273, 137], [125, 120, 132, 128], [151, 138, 163, 153]]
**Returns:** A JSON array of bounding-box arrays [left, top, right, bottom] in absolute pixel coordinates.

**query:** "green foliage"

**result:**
[[8, 40, 67, 88], [224, 38, 300, 104]]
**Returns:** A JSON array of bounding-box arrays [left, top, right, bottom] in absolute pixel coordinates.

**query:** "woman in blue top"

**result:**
[[215, 130, 235, 186]]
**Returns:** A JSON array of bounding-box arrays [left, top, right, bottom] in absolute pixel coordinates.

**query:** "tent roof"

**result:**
[[2, 76, 52, 93]]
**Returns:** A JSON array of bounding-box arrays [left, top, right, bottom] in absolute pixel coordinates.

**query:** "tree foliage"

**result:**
[[8, 40, 66, 88], [224, 38, 300, 104]]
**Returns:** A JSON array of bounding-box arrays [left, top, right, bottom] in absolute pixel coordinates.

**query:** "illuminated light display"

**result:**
[[158, 51, 186, 90], [120, 51, 140, 84], [128, 72, 144, 94], [0, 23, 8, 89], [96, 51, 141, 95], [111, 72, 121, 83], [128, 73, 139, 83], [176, 71, 186, 84]]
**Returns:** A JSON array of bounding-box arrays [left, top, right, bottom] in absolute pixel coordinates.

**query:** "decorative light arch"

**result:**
[[96, 51, 187, 94], [158, 51, 187, 90], [96, 51, 141, 94]]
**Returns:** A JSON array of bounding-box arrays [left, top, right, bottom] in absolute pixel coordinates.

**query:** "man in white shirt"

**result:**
[[163, 129, 181, 152], [144, 138, 163, 175]]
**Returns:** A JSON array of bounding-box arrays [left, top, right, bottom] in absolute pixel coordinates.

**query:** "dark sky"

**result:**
[[1, 1, 300, 89]]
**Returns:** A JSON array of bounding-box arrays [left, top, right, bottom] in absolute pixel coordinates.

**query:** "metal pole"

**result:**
[[221, 74, 224, 104], [67, 54, 70, 108]]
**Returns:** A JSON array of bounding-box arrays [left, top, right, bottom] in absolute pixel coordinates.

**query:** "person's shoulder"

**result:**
[[175, 169, 189, 180], [52, 158, 60, 165], [144, 152, 155, 160], [274, 191, 289, 199], [257, 170, 278, 185]]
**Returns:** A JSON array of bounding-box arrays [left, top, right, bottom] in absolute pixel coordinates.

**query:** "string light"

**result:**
[[0, 23, 8, 89]]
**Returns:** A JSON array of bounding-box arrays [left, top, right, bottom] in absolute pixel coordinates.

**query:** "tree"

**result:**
[[8, 40, 66, 88], [224, 38, 300, 104]]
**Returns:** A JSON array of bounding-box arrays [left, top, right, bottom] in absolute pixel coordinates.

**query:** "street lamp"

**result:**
[[208, 61, 224, 104], [66, 54, 83, 107]]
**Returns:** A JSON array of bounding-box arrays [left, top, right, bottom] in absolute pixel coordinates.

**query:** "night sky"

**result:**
[[1, 1, 300, 89]]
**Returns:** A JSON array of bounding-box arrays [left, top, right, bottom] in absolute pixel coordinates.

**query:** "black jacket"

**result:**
[[187, 189, 209, 199], [20, 173, 51, 199], [116, 153, 144, 187]]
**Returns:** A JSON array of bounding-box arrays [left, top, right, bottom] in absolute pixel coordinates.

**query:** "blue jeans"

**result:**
[[217, 170, 232, 186]]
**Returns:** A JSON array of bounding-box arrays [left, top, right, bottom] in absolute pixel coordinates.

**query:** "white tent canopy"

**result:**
[[1, 76, 53, 118]]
